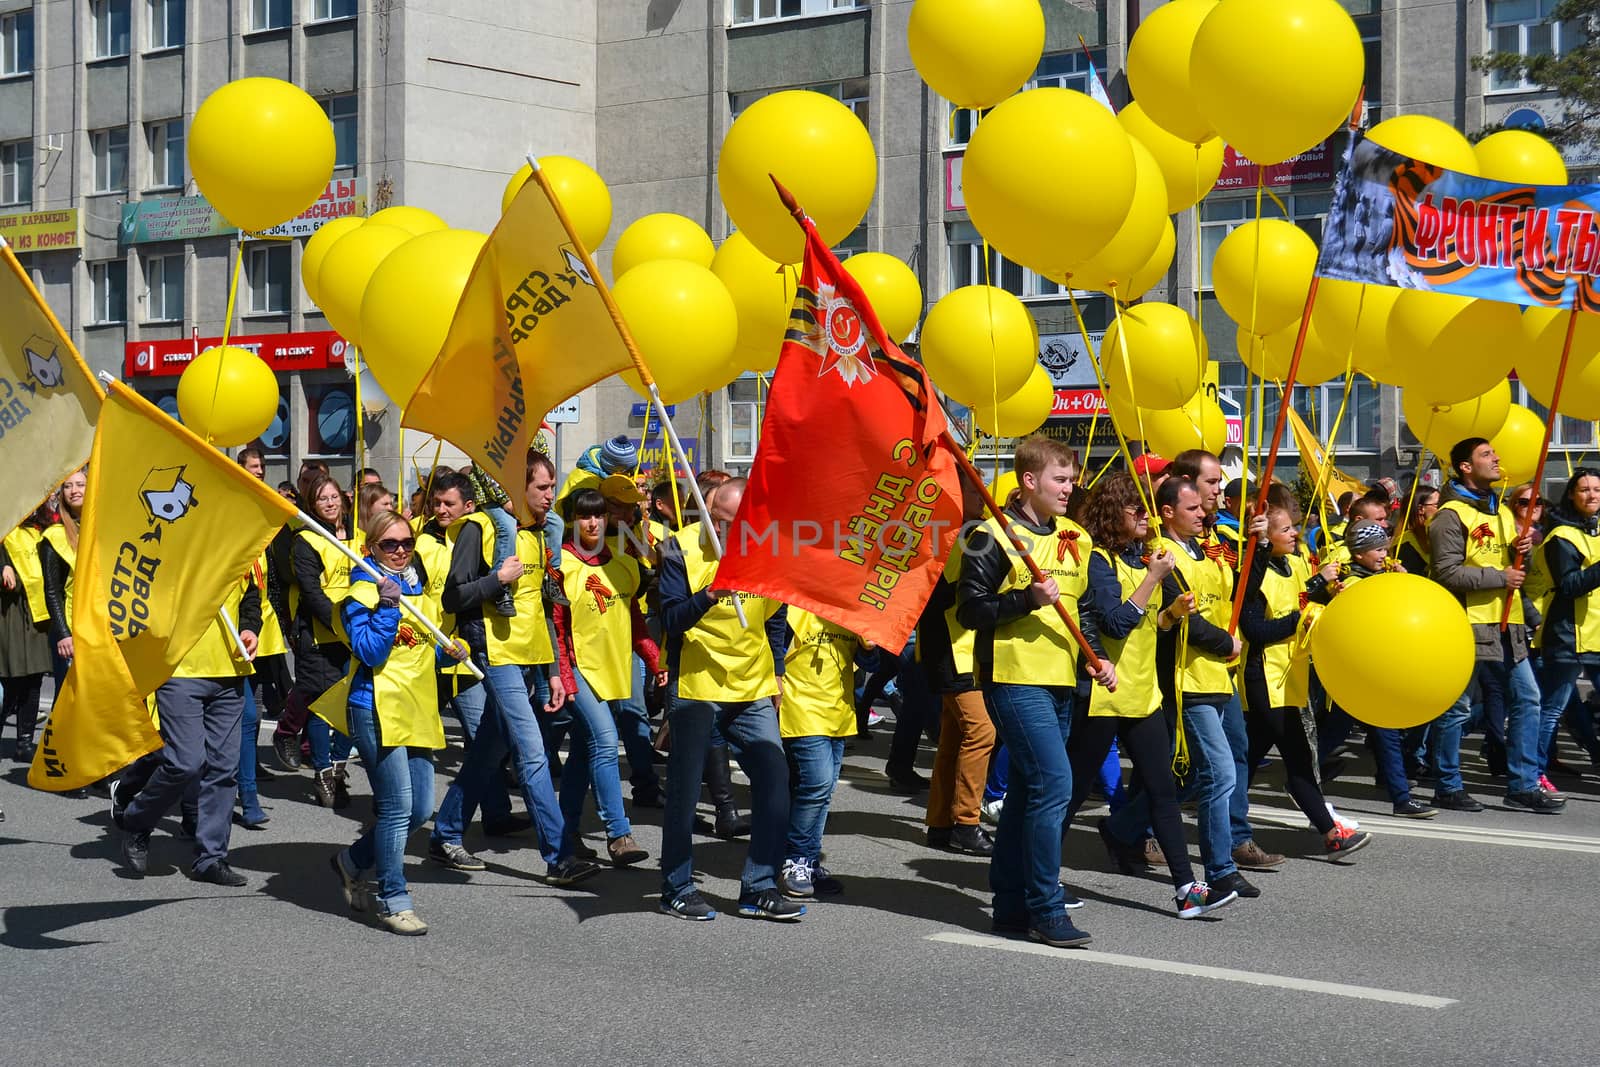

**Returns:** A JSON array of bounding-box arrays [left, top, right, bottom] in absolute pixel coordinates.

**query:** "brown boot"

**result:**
[[1232, 839, 1286, 871], [607, 834, 648, 866], [1142, 836, 1168, 868], [332, 761, 352, 809], [311, 767, 337, 808]]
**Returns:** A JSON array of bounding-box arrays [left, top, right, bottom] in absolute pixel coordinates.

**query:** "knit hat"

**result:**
[[1345, 520, 1388, 554], [599, 435, 638, 474]]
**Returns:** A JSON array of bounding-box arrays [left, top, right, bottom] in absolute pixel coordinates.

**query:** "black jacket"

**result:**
[[1536, 509, 1600, 664], [654, 531, 786, 680], [39, 534, 70, 643], [1156, 536, 1237, 705]]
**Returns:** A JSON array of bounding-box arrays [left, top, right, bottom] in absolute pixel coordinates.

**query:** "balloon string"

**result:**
[[206, 242, 246, 447], [1395, 440, 1433, 560], [1066, 288, 1146, 509], [1310, 288, 1365, 540], [1108, 299, 1156, 518], [1086, 446, 1117, 489], [1247, 170, 1268, 484], [353, 347, 366, 493], [980, 237, 1000, 486]]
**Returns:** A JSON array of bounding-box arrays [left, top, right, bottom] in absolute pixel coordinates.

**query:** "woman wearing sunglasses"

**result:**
[[1530, 469, 1600, 788], [329, 509, 469, 936]]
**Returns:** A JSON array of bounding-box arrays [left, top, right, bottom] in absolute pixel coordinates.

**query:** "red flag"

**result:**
[[713, 214, 962, 652]]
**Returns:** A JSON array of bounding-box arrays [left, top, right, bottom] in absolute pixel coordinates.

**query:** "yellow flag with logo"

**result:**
[[0, 240, 103, 532], [29, 380, 297, 791], [403, 164, 636, 522]]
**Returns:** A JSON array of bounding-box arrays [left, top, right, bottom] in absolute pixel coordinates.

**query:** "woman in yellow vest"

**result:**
[[329, 509, 468, 936], [1072, 473, 1237, 919], [1533, 468, 1600, 780], [1396, 486, 1440, 576], [0, 505, 54, 764], [291, 472, 355, 807], [39, 467, 85, 697]]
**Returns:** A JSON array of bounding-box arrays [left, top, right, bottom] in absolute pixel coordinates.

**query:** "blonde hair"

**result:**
[[362, 509, 411, 552]]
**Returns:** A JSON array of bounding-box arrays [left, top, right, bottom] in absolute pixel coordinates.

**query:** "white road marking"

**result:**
[[926, 932, 1458, 1009], [1244, 803, 1600, 855]]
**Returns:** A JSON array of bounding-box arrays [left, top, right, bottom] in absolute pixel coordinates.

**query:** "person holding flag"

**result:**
[[40, 468, 85, 697], [289, 472, 355, 809], [0, 507, 55, 765]]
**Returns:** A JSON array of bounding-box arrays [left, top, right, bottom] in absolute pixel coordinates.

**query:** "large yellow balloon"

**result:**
[[711, 231, 799, 373], [1211, 219, 1317, 336], [1312, 279, 1404, 384], [964, 88, 1137, 279], [502, 156, 612, 250], [1123, 220, 1177, 303], [1102, 303, 1207, 411], [1142, 393, 1228, 458], [368, 206, 447, 237], [1518, 309, 1600, 420], [1386, 291, 1520, 404], [1070, 140, 1171, 297], [1237, 319, 1348, 386], [841, 252, 923, 344], [314, 222, 414, 343], [615, 260, 739, 405], [920, 286, 1037, 408], [1311, 573, 1475, 730], [1126, 0, 1218, 144], [906, 0, 1045, 110], [1367, 115, 1478, 174], [1492, 403, 1545, 485], [719, 91, 876, 265], [1403, 380, 1512, 458], [188, 78, 335, 233], [177, 346, 280, 447], [358, 228, 488, 407], [1191, 0, 1364, 166], [612, 213, 715, 280], [300, 216, 364, 305], [973, 364, 1053, 438], [1474, 130, 1568, 185], [1117, 102, 1227, 213]]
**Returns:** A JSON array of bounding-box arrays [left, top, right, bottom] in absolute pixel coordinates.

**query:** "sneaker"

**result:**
[[780, 858, 815, 899], [980, 796, 1004, 825], [948, 824, 995, 857], [1505, 790, 1566, 814], [1176, 881, 1238, 919], [1231, 839, 1285, 871], [1537, 775, 1566, 800], [1027, 913, 1092, 948], [606, 834, 648, 867], [545, 856, 602, 886], [377, 909, 429, 936], [272, 733, 302, 771], [428, 839, 486, 872], [885, 763, 930, 794], [1143, 836, 1169, 868], [1392, 799, 1438, 819], [121, 829, 151, 875], [1431, 789, 1484, 812], [865, 709, 886, 727], [492, 589, 518, 618], [810, 862, 844, 896], [109, 779, 128, 828], [1211, 871, 1261, 899], [329, 851, 366, 912], [659, 890, 718, 921], [482, 814, 533, 837], [192, 862, 247, 887], [1324, 824, 1371, 858], [737, 889, 806, 922]]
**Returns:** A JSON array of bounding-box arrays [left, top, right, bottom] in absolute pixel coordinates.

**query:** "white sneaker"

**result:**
[[1306, 801, 1359, 832], [981, 797, 1004, 825]]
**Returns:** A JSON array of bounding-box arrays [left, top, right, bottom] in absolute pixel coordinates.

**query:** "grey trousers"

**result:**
[[121, 676, 245, 873]]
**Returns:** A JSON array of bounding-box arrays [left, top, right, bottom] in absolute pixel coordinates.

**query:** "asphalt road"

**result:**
[[3, 710, 1598, 1066]]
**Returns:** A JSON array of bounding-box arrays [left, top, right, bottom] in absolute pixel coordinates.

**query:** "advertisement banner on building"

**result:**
[[256, 179, 368, 238], [1213, 138, 1337, 192], [632, 436, 697, 476], [0, 209, 81, 252], [120, 180, 367, 245], [1039, 332, 1105, 388], [124, 330, 350, 378]]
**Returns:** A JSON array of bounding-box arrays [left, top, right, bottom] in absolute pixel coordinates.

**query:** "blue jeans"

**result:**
[[307, 715, 351, 772], [1176, 701, 1238, 881], [784, 735, 845, 863], [1320, 705, 1412, 804], [560, 669, 632, 841], [443, 676, 513, 825], [660, 691, 789, 902], [432, 657, 568, 866], [485, 505, 518, 567], [345, 701, 434, 915], [616, 655, 659, 796], [1537, 660, 1583, 772], [1217, 692, 1254, 847], [238, 682, 265, 819], [985, 683, 1074, 925], [985, 744, 1008, 801], [1435, 639, 1542, 795]]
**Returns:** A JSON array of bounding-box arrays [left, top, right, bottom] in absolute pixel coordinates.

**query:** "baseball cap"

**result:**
[[599, 473, 645, 504], [1132, 453, 1169, 477]]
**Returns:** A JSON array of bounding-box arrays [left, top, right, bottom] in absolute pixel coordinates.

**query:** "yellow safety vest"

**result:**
[[941, 535, 976, 678], [985, 514, 1092, 687], [1249, 559, 1312, 708], [780, 610, 858, 739], [674, 522, 782, 702], [1316, 520, 1348, 565], [172, 579, 254, 680], [1533, 524, 1600, 654], [563, 547, 644, 701], [1161, 535, 1235, 694], [41, 523, 75, 625], [1435, 498, 1523, 625], [446, 511, 554, 667], [4, 526, 49, 624], [313, 581, 445, 749], [1399, 530, 1430, 571], [1088, 548, 1162, 718], [289, 528, 351, 645]]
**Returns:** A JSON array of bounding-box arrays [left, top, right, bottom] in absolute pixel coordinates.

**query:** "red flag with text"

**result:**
[[713, 214, 961, 653]]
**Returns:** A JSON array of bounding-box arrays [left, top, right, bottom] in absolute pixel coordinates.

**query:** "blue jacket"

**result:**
[[340, 560, 440, 711]]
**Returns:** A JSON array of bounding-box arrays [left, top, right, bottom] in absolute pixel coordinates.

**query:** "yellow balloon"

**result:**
[[314, 222, 414, 343], [188, 78, 335, 233], [1126, 0, 1218, 144], [1070, 140, 1171, 297], [1311, 573, 1475, 730], [1191, 0, 1365, 165], [1142, 393, 1228, 458], [1367, 115, 1479, 174], [718, 90, 876, 264], [1237, 319, 1347, 386], [176, 346, 280, 447], [1386, 291, 1520, 403], [712, 231, 799, 373], [1474, 129, 1568, 185], [358, 228, 489, 408], [1117, 102, 1226, 212], [612, 213, 716, 280], [920, 285, 1037, 408], [973, 364, 1053, 438], [841, 252, 923, 344], [300, 216, 364, 305], [615, 260, 739, 405], [502, 156, 612, 250], [1311, 279, 1403, 384], [1211, 219, 1318, 336], [964, 88, 1137, 279], [906, 0, 1045, 110], [1492, 403, 1545, 485], [1102, 303, 1207, 411], [368, 205, 447, 237], [1517, 310, 1600, 420], [1403, 381, 1512, 459], [1123, 219, 1177, 303]]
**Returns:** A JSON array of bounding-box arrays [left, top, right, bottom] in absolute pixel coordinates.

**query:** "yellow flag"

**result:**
[[1287, 405, 1367, 507], [403, 166, 635, 522], [29, 380, 296, 791], [0, 241, 102, 531]]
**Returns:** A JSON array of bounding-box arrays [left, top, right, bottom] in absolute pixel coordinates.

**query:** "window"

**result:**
[[1198, 192, 1331, 288], [143, 254, 183, 321], [91, 0, 131, 59], [1515, 384, 1595, 450], [89, 260, 128, 324], [1350, 3, 1383, 120], [946, 220, 1065, 299], [305, 381, 355, 456], [726, 375, 768, 464], [0, 140, 31, 207], [730, 77, 869, 127], [730, 0, 864, 27], [947, 50, 1105, 147], [146, 120, 183, 189], [1, 11, 34, 76], [309, 0, 355, 22], [831, 224, 868, 261], [319, 95, 357, 169], [1487, 0, 1588, 91], [247, 243, 291, 313], [92, 127, 130, 193], [251, 0, 290, 30], [147, 0, 183, 50], [1218, 368, 1382, 454]]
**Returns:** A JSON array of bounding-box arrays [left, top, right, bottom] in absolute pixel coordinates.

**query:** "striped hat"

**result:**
[[599, 435, 638, 473]]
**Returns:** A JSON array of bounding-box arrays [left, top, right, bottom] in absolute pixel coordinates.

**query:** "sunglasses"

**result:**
[[375, 537, 416, 553], [1512, 497, 1536, 509]]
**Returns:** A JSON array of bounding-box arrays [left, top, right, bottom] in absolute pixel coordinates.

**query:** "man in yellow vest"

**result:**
[[656, 477, 799, 922], [1429, 436, 1563, 814]]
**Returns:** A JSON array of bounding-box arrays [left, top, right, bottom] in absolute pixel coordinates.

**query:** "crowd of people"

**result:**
[[1, 428, 1593, 946]]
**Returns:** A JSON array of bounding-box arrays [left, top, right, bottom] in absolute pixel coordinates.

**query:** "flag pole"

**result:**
[[217, 606, 253, 663], [522, 153, 746, 627]]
